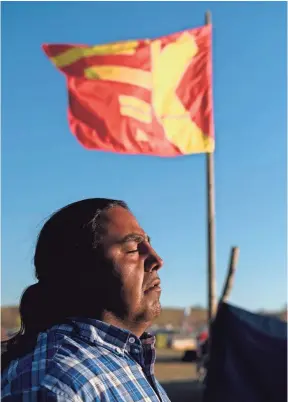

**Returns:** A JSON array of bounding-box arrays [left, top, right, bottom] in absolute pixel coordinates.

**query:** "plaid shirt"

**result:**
[[2, 318, 171, 402]]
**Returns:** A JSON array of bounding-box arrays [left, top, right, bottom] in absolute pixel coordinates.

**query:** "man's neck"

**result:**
[[101, 311, 150, 338]]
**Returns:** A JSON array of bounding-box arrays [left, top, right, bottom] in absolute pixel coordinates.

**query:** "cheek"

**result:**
[[119, 261, 145, 298], [124, 262, 144, 288], [106, 249, 144, 293]]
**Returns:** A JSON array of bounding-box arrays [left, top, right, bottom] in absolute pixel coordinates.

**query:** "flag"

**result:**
[[43, 24, 214, 157]]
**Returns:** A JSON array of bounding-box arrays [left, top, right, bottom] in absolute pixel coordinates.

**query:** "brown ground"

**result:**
[[155, 349, 203, 402]]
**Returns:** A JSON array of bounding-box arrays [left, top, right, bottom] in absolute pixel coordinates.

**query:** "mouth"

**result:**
[[144, 279, 161, 294]]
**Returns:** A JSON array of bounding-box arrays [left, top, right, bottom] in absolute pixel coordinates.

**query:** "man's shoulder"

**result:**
[[2, 328, 105, 400]]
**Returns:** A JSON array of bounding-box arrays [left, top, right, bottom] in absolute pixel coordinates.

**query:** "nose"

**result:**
[[144, 244, 163, 272]]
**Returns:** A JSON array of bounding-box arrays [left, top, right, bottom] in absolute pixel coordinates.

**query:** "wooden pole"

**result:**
[[220, 247, 240, 304], [205, 11, 217, 331]]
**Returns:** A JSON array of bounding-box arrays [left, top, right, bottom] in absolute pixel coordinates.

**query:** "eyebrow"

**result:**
[[119, 233, 151, 244]]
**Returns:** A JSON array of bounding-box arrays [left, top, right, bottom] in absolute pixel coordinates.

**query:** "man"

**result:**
[[2, 198, 170, 402]]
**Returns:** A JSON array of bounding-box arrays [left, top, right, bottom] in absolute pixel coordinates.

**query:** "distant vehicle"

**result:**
[[171, 334, 197, 352], [152, 328, 179, 349]]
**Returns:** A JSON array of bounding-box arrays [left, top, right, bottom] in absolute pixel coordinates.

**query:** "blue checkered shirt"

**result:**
[[1, 318, 171, 401]]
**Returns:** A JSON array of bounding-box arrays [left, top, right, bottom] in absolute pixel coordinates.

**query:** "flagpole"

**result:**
[[205, 11, 217, 332]]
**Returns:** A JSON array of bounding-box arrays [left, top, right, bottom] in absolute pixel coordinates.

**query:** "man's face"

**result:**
[[99, 206, 163, 324]]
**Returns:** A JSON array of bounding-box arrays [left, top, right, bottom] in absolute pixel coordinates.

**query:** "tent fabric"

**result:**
[[204, 302, 287, 402]]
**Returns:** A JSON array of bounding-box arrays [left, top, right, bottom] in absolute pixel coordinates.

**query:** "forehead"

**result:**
[[102, 206, 145, 238]]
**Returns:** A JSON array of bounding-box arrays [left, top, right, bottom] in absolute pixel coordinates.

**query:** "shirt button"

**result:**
[[129, 337, 135, 344], [115, 347, 121, 354]]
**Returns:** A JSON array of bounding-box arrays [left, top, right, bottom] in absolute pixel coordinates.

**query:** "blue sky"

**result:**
[[2, 2, 287, 311]]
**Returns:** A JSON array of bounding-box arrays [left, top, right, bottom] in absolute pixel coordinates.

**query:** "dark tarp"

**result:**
[[204, 302, 287, 402]]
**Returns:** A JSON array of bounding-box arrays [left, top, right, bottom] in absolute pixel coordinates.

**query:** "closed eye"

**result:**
[[122, 234, 151, 254]]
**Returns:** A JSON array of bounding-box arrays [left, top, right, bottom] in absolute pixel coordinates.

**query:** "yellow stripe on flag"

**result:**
[[51, 41, 140, 68], [119, 95, 151, 124], [84, 65, 152, 90], [151, 32, 213, 154]]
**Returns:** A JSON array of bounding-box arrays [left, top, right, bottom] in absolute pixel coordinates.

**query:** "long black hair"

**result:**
[[1, 198, 129, 371]]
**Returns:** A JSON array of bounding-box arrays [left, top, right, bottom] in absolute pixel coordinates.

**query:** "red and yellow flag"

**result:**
[[43, 24, 214, 157]]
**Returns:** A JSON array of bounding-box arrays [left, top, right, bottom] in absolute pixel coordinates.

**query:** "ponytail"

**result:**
[[1, 282, 54, 371]]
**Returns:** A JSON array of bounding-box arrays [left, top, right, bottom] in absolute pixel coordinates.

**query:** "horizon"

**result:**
[[1, 304, 286, 312], [2, 2, 287, 311]]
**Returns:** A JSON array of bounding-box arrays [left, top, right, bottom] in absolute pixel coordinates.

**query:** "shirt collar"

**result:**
[[53, 317, 156, 354]]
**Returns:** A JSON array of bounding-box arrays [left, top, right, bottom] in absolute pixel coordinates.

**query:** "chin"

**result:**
[[146, 300, 162, 321], [132, 296, 162, 324]]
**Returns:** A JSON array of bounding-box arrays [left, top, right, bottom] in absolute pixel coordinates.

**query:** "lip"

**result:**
[[144, 279, 161, 293]]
